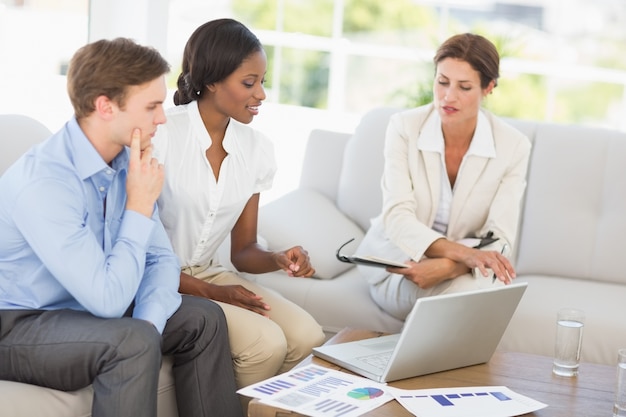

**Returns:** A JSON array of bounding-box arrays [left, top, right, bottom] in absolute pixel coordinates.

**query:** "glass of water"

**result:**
[[613, 349, 626, 417], [552, 308, 585, 377]]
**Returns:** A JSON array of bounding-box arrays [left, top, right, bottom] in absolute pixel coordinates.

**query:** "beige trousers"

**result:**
[[182, 264, 326, 389]]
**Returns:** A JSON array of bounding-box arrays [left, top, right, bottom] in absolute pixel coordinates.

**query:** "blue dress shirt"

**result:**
[[0, 117, 181, 333]]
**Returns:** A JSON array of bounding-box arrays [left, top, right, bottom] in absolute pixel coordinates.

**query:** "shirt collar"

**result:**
[[418, 110, 496, 158], [188, 99, 240, 154], [68, 116, 127, 180], [188, 100, 239, 153], [222, 119, 239, 153], [188, 100, 212, 151]]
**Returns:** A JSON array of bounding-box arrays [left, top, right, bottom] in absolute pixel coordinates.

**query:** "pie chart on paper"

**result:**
[[347, 387, 384, 400]]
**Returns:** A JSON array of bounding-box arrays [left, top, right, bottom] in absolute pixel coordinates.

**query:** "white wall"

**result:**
[[88, 0, 170, 53]]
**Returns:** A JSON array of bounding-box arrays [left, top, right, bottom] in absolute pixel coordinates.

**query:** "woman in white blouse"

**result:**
[[357, 33, 532, 321], [153, 18, 325, 396]]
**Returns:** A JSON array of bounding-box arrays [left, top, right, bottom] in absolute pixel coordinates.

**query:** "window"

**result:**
[[3, 1, 623, 131], [165, 0, 626, 131], [1, 1, 624, 200], [0, 0, 88, 130]]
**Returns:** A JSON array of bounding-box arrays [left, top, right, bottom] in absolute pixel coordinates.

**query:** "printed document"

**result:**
[[238, 364, 393, 417], [391, 385, 547, 417], [239, 364, 547, 417]]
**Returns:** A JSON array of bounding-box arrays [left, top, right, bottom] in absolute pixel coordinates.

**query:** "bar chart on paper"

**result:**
[[393, 386, 547, 417]]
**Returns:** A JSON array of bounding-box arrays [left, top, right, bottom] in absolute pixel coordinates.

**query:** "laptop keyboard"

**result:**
[[356, 351, 392, 370]]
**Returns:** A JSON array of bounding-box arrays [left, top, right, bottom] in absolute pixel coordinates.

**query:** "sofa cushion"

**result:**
[[0, 113, 51, 175], [516, 124, 626, 285], [0, 356, 177, 417], [0, 381, 92, 417], [499, 276, 626, 366], [246, 267, 404, 334], [336, 107, 401, 231], [258, 188, 364, 279], [299, 129, 351, 203]]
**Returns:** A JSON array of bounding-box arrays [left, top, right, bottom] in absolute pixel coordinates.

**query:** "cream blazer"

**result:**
[[358, 103, 532, 272]]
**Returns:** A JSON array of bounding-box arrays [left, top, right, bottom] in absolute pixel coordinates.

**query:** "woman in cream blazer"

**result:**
[[357, 33, 532, 320]]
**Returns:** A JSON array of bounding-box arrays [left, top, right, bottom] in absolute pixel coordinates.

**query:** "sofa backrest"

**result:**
[[299, 107, 626, 286], [331, 108, 543, 232], [0, 114, 51, 175], [503, 118, 539, 147], [515, 122, 626, 285], [336, 107, 402, 230], [332, 108, 543, 232], [299, 128, 351, 203]]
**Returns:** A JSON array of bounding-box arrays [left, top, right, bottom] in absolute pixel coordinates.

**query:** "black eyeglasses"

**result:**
[[336, 237, 356, 264], [473, 231, 499, 249]]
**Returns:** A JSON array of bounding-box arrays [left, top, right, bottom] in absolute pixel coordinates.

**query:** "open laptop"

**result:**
[[312, 282, 527, 382]]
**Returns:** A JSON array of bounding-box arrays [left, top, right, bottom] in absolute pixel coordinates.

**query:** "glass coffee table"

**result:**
[[247, 328, 615, 417]]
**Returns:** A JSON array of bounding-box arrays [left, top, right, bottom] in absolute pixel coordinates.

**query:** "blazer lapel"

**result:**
[[421, 151, 442, 225], [411, 105, 443, 225]]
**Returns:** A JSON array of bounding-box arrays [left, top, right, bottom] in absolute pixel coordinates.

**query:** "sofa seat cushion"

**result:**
[[245, 267, 404, 334], [258, 188, 365, 280], [0, 356, 177, 417], [498, 276, 626, 366], [0, 380, 92, 417]]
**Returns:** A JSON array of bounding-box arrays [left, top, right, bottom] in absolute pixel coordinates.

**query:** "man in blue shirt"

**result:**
[[0, 38, 242, 417]]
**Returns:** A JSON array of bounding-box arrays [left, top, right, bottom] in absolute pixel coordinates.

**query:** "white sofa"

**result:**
[[0, 114, 179, 417], [3, 106, 626, 415], [247, 106, 626, 367]]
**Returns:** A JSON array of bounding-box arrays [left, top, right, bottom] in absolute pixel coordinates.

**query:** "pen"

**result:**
[[492, 243, 508, 283]]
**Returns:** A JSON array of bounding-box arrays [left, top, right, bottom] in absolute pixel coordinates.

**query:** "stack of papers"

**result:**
[[238, 364, 547, 417]]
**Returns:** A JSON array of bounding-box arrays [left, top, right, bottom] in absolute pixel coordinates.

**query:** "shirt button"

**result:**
[[106, 169, 113, 175], [99, 186, 105, 192]]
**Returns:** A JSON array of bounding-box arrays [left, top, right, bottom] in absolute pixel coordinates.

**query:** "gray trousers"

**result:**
[[0, 295, 242, 417]]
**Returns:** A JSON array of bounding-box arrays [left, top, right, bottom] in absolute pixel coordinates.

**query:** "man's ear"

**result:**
[[94, 95, 115, 120]]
